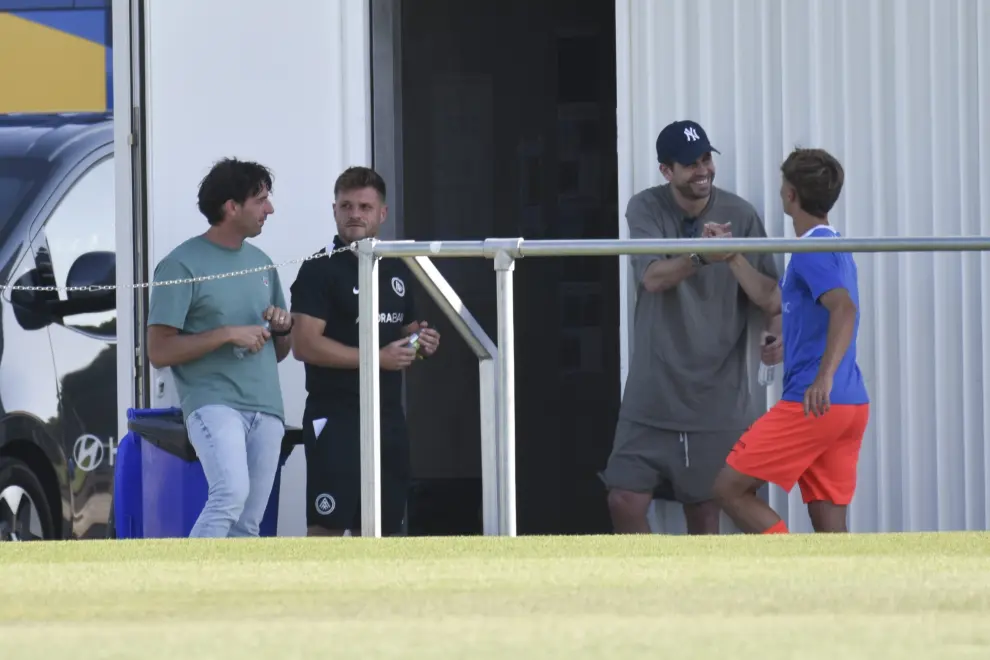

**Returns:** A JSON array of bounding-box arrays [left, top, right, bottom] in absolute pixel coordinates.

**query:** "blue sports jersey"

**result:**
[[780, 225, 869, 405]]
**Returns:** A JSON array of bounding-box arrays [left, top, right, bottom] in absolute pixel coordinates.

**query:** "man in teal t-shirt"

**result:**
[[146, 158, 293, 538]]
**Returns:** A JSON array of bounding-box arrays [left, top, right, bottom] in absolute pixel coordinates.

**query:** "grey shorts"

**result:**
[[600, 418, 743, 504]]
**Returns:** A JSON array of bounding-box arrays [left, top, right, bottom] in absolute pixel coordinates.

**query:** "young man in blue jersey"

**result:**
[[711, 147, 870, 534]]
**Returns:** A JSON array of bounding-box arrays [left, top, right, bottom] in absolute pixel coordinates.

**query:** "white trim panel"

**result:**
[[112, 0, 136, 448]]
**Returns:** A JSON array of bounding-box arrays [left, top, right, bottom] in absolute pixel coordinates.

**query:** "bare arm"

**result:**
[[266, 271, 293, 364], [766, 312, 782, 338], [274, 334, 291, 362], [641, 255, 698, 293], [147, 325, 231, 369], [715, 213, 782, 315], [728, 253, 781, 315], [290, 313, 359, 369], [626, 193, 700, 294], [815, 288, 858, 381], [759, 312, 784, 365]]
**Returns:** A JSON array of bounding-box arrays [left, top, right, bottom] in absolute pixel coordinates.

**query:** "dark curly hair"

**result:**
[[197, 158, 274, 225]]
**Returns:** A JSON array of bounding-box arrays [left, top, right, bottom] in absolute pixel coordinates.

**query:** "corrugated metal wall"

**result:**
[[616, 0, 990, 533]]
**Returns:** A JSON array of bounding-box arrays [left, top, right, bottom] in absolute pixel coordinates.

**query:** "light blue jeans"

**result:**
[[184, 405, 284, 538]]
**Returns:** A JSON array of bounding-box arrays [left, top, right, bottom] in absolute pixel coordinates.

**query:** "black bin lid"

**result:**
[[127, 409, 198, 463]]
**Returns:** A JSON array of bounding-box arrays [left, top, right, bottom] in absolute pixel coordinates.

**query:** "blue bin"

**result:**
[[111, 424, 144, 539], [136, 408, 209, 538], [115, 407, 285, 538]]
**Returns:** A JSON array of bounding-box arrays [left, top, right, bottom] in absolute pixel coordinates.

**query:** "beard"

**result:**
[[675, 175, 713, 201]]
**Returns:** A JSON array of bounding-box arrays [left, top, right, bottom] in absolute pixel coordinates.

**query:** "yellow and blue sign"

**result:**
[[0, 0, 112, 114]]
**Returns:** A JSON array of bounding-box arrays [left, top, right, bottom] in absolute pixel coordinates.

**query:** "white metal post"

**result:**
[[494, 249, 518, 536], [478, 358, 499, 535], [357, 239, 382, 538], [112, 0, 138, 442]]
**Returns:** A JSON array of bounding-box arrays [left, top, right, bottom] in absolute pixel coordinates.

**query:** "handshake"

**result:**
[[699, 222, 736, 263]]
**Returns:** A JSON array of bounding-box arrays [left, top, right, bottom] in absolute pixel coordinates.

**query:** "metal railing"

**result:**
[[357, 235, 990, 537], [401, 256, 502, 535]]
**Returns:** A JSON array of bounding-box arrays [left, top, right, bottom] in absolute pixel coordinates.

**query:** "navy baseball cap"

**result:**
[[656, 120, 721, 166]]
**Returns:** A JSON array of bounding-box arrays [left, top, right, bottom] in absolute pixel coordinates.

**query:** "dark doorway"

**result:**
[[384, 0, 619, 535]]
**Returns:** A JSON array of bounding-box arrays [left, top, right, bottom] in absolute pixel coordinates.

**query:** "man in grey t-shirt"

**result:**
[[601, 121, 781, 535], [147, 158, 293, 538]]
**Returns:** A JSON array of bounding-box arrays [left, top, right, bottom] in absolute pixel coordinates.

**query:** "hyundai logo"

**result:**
[[73, 434, 104, 472]]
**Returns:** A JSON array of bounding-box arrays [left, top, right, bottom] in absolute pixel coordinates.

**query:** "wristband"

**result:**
[[271, 323, 293, 337]]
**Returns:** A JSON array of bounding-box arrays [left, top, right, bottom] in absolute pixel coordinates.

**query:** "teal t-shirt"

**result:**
[[147, 235, 287, 421]]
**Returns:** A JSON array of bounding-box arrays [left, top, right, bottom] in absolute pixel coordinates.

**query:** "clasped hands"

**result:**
[[699, 222, 736, 263]]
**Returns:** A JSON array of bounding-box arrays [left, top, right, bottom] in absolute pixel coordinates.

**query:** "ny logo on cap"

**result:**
[[684, 126, 700, 142]]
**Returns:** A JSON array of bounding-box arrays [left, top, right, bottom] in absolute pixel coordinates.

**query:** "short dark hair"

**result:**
[[197, 158, 274, 225], [780, 148, 844, 218], [333, 166, 386, 201]]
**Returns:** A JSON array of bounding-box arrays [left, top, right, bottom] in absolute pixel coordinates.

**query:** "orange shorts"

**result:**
[[726, 400, 869, 505]]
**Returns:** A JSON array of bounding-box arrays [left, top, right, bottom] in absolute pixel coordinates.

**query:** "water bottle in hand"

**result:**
[[406, 332, 425, 360], [234, 321, 270, 359], [758, 334, 776, 386]]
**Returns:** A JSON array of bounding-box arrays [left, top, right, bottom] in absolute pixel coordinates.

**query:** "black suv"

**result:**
[[0, 112, 117, 541]]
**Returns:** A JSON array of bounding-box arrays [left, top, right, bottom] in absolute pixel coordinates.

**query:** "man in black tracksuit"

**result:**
[[289, 167, 440, 536]]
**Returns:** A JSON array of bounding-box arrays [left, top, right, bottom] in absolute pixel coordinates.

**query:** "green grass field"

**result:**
[[2, 533, 989, 659]]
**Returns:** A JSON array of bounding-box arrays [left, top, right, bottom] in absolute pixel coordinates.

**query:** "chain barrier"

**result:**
[[0, 243, 357, 294]]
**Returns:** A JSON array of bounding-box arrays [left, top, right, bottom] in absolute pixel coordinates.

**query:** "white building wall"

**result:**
[[616, 0, 990, 533], [138, 0, 371, 535]]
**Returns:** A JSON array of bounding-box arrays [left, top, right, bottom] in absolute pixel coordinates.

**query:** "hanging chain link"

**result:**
[[0, 243, 357, 294]]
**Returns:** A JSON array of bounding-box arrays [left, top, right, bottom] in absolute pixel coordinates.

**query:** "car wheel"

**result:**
[[0, 457, 55, 541]]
